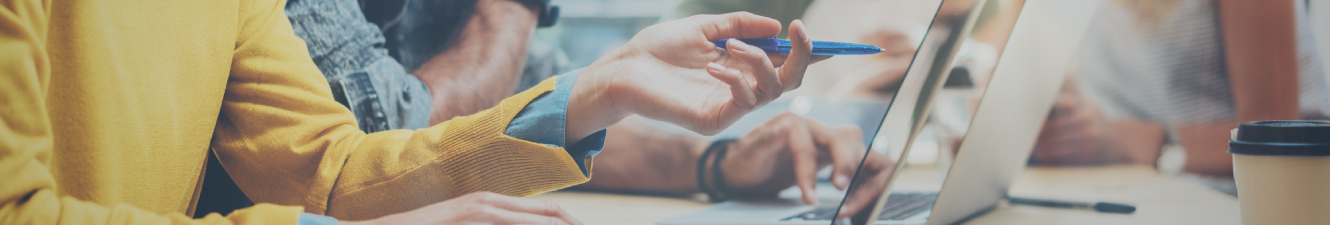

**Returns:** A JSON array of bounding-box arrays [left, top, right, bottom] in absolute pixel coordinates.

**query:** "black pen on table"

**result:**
[[1007, 196, 1137, 214]]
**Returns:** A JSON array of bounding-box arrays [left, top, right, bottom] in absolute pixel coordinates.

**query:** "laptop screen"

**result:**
[[647, 0, 1025, 224], [826, 0, 1023, 224]]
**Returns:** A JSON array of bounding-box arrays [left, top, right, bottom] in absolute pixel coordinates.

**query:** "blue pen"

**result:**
[[712, 38, 883, 55]]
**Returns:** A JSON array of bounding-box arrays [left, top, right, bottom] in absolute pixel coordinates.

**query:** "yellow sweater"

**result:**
[[0, 0, 589, 224]]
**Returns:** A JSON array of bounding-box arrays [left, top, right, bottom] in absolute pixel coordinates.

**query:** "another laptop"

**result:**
[[658, 0, 1104, 224]]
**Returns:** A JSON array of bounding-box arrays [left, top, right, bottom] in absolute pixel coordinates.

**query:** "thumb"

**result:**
[[778, 19, 814, 92]]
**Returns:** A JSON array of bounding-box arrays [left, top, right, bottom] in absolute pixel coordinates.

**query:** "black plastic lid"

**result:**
[[1228, 120, 1330, 156]]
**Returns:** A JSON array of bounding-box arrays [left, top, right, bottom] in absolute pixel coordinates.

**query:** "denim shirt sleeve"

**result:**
[[505, 68, 607, 177], [299, 213, 339, 225]]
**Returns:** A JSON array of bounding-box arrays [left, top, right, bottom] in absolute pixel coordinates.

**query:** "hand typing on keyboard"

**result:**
[[783, 193, 938, 221], [718, 113, 873, 204], [836, 150, 897, 221]]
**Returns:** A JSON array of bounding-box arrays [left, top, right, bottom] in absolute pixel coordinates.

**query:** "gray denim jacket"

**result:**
[[286, 0, 434, 132]]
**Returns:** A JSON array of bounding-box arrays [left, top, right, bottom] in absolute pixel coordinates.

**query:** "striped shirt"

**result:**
[[1075, 0, 1329, 125]]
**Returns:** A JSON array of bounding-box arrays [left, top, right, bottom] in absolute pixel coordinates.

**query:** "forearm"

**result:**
[[573, 118, 711, 194], [413, 0, 540, 124], [563, 60, 624, 146], [1176, 0, 1302, 177], [1218, 0, 1300, 120], [219, 45, 586, 218], [301, 80, 586, 219]]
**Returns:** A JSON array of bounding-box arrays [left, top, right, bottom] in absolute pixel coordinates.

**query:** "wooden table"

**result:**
[[532, 165, 1241, 224]]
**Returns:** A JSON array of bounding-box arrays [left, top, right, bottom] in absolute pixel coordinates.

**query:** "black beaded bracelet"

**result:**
[[697, 139, 737, 203]]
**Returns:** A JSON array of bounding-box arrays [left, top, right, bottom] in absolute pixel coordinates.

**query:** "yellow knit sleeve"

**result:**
[[209, 0, 589, 221], [0, 0, 304, 224], [323, 78, 591, 220]]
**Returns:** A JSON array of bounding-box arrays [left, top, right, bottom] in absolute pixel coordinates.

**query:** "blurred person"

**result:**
[[1028, 76, 1168, 166], [1032, 0, 1328, 184], [0, 0, 826, 222], [271, 0, 872, 217]]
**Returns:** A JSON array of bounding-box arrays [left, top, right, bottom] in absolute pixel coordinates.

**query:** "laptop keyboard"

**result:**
[[783, 193, 939, 221]]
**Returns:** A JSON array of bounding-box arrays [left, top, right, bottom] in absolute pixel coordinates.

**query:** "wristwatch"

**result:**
[[520, 0, 560, 27]]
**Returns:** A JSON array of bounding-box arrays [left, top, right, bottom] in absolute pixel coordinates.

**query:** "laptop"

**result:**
[[657, 0, 1104, 224]]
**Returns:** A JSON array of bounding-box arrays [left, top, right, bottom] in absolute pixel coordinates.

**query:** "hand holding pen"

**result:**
[[713, 38, 886, 55]]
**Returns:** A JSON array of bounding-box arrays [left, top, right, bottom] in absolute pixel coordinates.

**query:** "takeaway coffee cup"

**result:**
[[1229, 120, 1330, 225]]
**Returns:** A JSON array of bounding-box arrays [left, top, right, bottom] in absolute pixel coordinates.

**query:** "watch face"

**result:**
[[538, 5, 560, 28]]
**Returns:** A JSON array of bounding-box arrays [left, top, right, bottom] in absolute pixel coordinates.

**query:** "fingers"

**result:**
[[774, 113, 866, 204], [837, 153, 894, 218], [788, 115, 865, 191], [719, 20, 815, 98], [767, 53, 788, 67], [476, 207, 577, 225], [463, 192, 583, 225], [724, 38, 782, 102], [818, 125, 865, 190], [707, 63, 758, 109], [765, 53, 831, 68], [777, 19, 814, 92], [686, 12, 782, 41], [837, 180, 883, 219], [810, 55, 834, 64], [785, 119, 821, 205]]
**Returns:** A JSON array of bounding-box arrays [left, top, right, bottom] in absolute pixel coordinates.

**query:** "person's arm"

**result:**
[[1029, 76, 1167, 166], [0, 1, 305, 224], [570, 118, 713, 194], [1174, 0, 1301, 177], [219, 3, 819, 222], [413, 0, 541, 124], [216, 0, 589, 221], [575, 113, 871, 205]]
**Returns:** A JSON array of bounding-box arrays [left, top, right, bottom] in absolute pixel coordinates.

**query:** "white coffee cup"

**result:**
[[1229, 120, 1330, 225]]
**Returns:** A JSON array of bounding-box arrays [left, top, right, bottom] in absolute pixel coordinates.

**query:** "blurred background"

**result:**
[[529, 0, 1330, 198], [518, 0, 1330, 224], [534, 0, 682, 68]]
